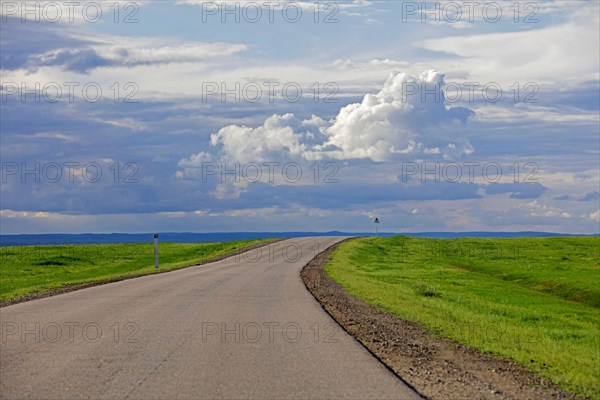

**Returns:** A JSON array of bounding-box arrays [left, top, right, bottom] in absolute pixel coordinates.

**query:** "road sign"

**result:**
[[374, 218, 380, 224]]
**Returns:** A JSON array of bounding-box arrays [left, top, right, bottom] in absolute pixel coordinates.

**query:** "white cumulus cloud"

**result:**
[[210, 113, 308, 163], [314, 70, 474, 161], [179, 70, 476, 186]]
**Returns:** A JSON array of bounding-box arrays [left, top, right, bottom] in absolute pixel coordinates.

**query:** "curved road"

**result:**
[[1, 237, 420, 399]]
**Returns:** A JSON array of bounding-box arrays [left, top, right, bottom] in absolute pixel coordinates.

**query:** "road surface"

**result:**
[[1, 237, 420, 399]]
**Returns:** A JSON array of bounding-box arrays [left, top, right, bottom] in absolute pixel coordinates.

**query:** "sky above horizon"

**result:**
[[1, 0, 599, 234]]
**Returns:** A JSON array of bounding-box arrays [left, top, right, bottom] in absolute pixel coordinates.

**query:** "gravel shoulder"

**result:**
[[301, 239, 580, 400]]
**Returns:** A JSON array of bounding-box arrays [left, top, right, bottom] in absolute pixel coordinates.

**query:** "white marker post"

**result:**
[[153, 233, 159, 268], [374, 217, 380, 237]]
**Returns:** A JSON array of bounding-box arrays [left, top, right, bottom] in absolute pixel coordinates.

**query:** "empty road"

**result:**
[[1, 237, 420, 399]]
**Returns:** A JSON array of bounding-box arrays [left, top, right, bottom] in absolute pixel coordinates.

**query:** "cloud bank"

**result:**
[[180, 70, 475, 171]]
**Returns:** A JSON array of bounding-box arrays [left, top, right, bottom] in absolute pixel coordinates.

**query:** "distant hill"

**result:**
[[0, 231, 597, 246]]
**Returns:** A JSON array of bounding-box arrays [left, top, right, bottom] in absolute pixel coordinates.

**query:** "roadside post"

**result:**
[[374, 217, 380, 237], [153, 233, 159, 268]]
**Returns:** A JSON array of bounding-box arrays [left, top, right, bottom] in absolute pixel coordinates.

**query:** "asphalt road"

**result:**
[[1, 237, 421, 399]]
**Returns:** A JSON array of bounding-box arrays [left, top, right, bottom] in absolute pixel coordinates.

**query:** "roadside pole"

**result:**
[[153, 233, 159, 268], [374, 217, 380, 237]]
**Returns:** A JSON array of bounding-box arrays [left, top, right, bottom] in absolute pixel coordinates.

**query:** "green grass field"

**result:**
[[325, 236, 600, 398], [0, 239, 272, 301]]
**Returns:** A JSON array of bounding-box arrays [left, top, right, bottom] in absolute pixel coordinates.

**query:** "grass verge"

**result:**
[[0, 239, 274, 302], [325, 235, 600, 399]]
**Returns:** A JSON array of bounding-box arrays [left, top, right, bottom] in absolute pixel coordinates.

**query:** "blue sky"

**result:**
[[1, 0, 599, 234]]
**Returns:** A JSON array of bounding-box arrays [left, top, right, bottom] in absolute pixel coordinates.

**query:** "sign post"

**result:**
[[153, 233, 159, 269], [374, 217, 380, 237]]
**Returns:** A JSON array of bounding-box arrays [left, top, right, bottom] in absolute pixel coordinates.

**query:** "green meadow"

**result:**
[[0, 239, 272, 301], [326, 236, 600, 398]]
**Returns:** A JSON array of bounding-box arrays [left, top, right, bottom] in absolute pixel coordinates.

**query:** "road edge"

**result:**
[[300, 238, 580, 400], [1, 239, 283, 308], [301, 238, 425, 399]]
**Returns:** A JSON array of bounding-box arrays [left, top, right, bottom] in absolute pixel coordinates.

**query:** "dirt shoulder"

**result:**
[[301, 239, 580, 400], [1, 239, 283, 308]]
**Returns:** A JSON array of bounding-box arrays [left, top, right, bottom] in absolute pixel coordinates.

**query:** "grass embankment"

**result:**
[[325, 236, 600, 398], [0, 239, 273, 301]]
